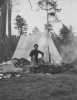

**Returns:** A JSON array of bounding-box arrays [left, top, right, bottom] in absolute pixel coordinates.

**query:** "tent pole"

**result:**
[[46, 6, 51, 63], [28, 0, 33, 10]]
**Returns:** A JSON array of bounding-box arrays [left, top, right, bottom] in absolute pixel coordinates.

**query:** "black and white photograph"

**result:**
[[0, 0, 77, 100]]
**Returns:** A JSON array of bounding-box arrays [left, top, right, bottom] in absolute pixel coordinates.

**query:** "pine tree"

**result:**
[[60, 24, 70, 40], [15, 15, 27, 37]]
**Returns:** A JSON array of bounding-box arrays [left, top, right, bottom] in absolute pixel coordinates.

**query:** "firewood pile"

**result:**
[[0, 58, 74, 80], [13, 58, 74, 74], [29, 63, 73, 74]]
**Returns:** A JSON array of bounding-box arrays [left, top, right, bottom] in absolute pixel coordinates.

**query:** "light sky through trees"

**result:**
[[11, 0, 77, 35]]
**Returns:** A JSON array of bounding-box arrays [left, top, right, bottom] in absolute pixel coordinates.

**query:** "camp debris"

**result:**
[[0, 60, 23, 79]]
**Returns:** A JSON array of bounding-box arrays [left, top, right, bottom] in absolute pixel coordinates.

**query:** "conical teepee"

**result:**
[[13, 29, 62, 64]]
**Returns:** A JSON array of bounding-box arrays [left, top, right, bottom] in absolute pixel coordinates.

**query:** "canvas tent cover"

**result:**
[[13, 31, 62, 64]]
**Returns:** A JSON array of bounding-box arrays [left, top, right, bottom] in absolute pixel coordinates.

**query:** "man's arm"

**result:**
[[29, 50, 33, 57], [38, 50, 44, 56]]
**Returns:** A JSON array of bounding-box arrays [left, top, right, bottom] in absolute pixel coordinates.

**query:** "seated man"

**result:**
[[29, 44, 44, 65]]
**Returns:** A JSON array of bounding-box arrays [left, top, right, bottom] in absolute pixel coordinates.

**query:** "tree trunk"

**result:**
[[7, 0, 12, 37]]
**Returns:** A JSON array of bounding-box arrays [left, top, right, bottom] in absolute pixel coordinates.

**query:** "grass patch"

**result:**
[[0, 73, 77, 100]]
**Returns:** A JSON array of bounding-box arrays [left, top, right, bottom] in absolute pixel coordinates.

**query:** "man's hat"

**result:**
[[34, 44, 38, 47]]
